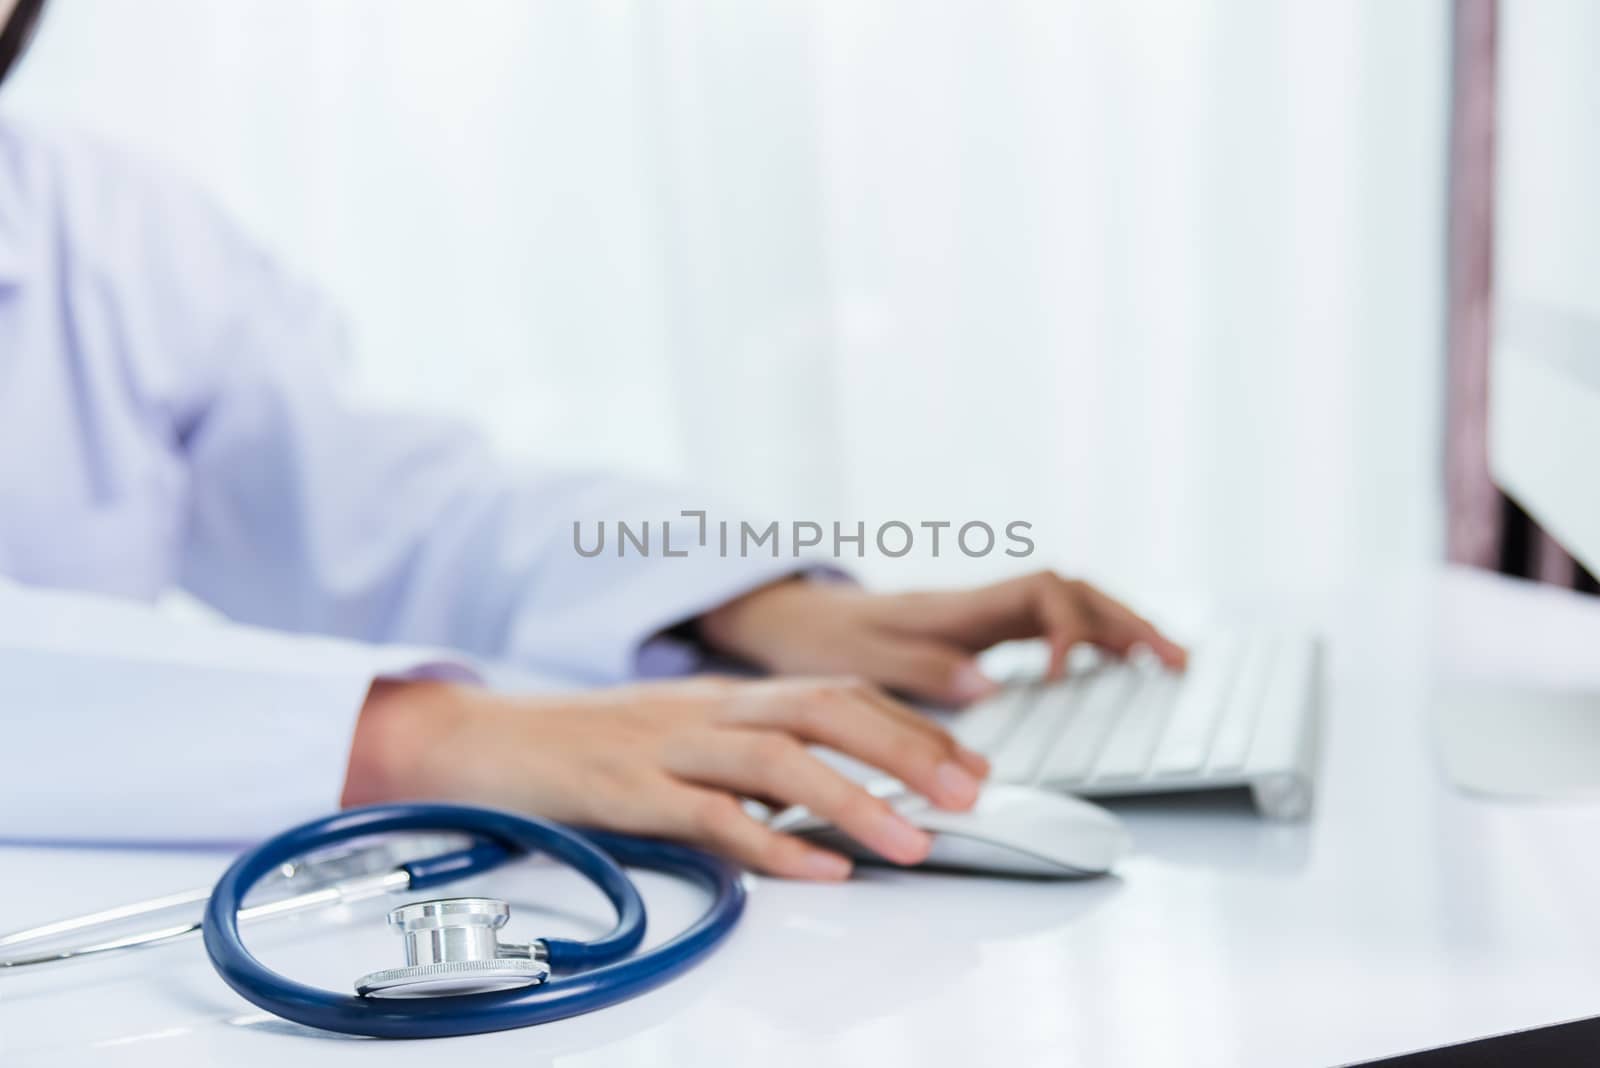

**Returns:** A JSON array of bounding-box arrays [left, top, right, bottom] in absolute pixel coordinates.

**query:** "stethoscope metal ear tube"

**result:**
[[0, 832, 476, 970], [0, 885, 214, 965], [0, 844, 496, 971]]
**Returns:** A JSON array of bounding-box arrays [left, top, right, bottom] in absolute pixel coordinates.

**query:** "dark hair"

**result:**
[[0, 0, 47, 86]]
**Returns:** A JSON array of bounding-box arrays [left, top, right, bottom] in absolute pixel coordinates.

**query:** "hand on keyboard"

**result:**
[[698, 569, 1188, 706], [953, 629, 1322, 820]]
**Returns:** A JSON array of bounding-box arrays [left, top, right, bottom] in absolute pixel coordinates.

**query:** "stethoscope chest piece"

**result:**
[[355, 897, 550, 998]]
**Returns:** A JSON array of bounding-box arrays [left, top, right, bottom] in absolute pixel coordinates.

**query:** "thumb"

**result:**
[[862, 638, 1001, 706]]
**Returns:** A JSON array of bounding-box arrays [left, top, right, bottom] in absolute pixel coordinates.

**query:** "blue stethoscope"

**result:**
[[0, 803, 746, 1039]]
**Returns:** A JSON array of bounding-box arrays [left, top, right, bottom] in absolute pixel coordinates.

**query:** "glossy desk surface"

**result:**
[[6, 568, 1600, 1067]]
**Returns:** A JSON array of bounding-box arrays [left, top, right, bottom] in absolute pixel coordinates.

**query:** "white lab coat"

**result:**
[[0, 119, 795, 842]]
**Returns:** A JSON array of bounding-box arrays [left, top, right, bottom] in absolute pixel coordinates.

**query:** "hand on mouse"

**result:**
[[697, 569, 1187, 706], [344, 675, 990, 881]]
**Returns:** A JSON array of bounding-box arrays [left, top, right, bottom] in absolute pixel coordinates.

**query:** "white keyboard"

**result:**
[[952, 630, 1323, 821]]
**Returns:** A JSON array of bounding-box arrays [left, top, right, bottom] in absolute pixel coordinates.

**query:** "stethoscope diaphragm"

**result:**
[[354, 897, 551, 998]]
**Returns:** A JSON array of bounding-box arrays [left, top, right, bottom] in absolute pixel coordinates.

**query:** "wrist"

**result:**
[[696, 577, 808, 668], [342, 678, 476, 807]]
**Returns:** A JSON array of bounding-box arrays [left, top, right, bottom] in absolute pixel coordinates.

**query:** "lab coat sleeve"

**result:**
[[0, 577, 479, 844], [84, 142, 803, 681]]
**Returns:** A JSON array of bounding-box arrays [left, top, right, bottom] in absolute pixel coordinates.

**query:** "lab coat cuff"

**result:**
[[366, 648, 485, 687], [219, 642, 485, 840], [288, 645, 486, 841]]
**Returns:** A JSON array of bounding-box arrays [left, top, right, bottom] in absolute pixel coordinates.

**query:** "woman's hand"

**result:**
[[345, 675, 989, 881], [698, 570, 1186, 706]]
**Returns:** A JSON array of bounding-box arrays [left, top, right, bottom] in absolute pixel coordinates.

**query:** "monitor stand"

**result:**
[[1434, 684, 1600, 799]]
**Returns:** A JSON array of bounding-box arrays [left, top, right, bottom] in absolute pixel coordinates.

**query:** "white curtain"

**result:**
[[6, 0, 1448, 595]]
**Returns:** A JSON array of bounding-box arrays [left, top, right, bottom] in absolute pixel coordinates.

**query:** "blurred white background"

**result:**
[[4, 0, 1448, 596]]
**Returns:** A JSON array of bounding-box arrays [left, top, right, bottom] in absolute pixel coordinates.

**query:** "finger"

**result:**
[[1037, 577, 1186, 668], [656, 781, 856, 881], [864, 583, 1042, 651], [1028, 584, 1094, 680], [1075, 584, 1188, 668], [854, 635, 1001, 707], [780, 679, 988, 804], [880, 570, 1101, 650], [1024, 574, 1185, 674], [854, 683, 991, 778], [726, 679, 983, 810], [664, 733, 933, 865], [809, 673, 991, 776]]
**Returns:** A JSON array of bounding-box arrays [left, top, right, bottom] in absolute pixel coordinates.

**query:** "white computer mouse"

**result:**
[[770, 783, 1131, 878]]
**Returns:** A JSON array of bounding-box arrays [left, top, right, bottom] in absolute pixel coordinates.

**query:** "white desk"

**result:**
[[6, 568, 1600, 1067]]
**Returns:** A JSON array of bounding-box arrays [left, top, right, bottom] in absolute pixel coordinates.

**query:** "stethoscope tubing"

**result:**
[[202, 803, 745, 1038]]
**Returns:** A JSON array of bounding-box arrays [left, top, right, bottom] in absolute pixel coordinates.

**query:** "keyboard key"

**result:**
[[952, 684, 1037, 754], [1089, 669, 1179, 781], [1151, 633, 1241, 774], [1036, 667, 1137, 784], [1006, 671, 1108, 785], [1065, 643, 1104, 674], [989, 681, 1079, 783], [1207, 634, 1277, 772]]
